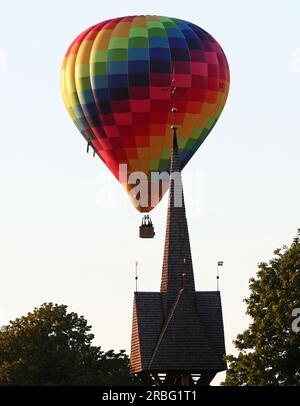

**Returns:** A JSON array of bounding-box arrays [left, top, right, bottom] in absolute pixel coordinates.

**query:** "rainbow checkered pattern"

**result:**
[[61, 15, 230, 212]]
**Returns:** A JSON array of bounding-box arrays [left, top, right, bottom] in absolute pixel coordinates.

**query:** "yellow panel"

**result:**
[[182, 113, 199, 128], [131, 16, 148, 28], [179, 125, 193, 137], [111, 22, 131, 37], [150, 136, 165, 148], [76, 40, 93, 64], [146, 15, 160, 22], [93, 29, 113, 50]]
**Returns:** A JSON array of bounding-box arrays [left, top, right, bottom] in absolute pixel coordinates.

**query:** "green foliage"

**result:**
[[0, 303, 140, 386], [223, 229, 300, 386]]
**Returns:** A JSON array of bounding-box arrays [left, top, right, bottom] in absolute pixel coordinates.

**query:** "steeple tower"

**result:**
[[161, 127, 195, 299], [130, 80, 226, 386]]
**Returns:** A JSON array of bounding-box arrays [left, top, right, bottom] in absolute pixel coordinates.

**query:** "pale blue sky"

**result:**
[[0, 0, 300, 385]]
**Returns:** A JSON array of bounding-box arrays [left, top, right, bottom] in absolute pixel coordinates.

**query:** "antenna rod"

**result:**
[[135, 261, 138, 292], [217, 261, 223, 291]]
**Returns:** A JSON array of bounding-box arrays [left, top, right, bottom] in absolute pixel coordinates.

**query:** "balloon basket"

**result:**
[[139, 215, 155, 239]]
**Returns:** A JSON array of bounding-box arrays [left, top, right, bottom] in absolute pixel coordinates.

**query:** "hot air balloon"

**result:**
[[61, 15, 230, 237]]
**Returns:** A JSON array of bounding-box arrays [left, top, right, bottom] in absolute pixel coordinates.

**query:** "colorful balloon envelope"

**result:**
[[61, 15, 230, 212]]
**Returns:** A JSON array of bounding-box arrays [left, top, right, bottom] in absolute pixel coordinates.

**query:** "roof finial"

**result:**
[[171, 66, 178, 130]]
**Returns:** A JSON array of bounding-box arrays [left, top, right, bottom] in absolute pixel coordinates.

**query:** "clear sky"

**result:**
[[0, 0, 299, 385]]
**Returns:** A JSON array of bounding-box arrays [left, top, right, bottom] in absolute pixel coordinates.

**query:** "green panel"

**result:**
[[108, 48, 128, 61], [93, 62, 107, 75], [128, 37, 148, 48], [149, 159, 159, 171], [205, 117, 217, 129], [200, 128, 209, 138], [184, 138, 197, 150], [77, 76, 91, 91], [147, 21, 164, 28], [148, 28, 166, 37], [129, 27, 148, 37], [159, 16, 173, 21], [92, 50, 107, 63], [191, 127, 203, 139], [162, 21, 177, 28], [158, 158, 169, 171], [177, 137, 186, 149], [109, 37, 128, 49], [161, 147, 171, 159]]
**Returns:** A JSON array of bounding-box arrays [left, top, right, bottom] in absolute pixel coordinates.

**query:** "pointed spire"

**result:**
[[160, 127, 195, 299]]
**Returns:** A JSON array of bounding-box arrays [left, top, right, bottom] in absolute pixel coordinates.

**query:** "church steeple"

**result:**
[[130, 70, 226, 386], [130, 125, 226, 386], [160, 127, 195, 297]]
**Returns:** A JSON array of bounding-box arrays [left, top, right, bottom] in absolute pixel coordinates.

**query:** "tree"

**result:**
[[0, 303, 139, 386], [223, 229, 300, 385]]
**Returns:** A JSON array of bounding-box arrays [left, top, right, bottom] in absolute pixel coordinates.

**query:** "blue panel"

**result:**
[[187, 23, 210, 40], [181, 28, 199, 40], [169, 38, 187, 49], [149, 37, 169, 48], [128, 60, 149, 74], [149, 47, 170, 60], [82, 102, 100, 119], [166, 28, 184, 38], [77, 116, 90, 130], [108, 74, 128, 87], [92, 75, 108, 89], [73, 104, 84, 118], [170, 48, 190, 61], [128, 48, 149, 60], [107, 61, 128, 74], [94, 88, 110, 101], [175, 20, 191, 30], [79, 89, 95, 103]]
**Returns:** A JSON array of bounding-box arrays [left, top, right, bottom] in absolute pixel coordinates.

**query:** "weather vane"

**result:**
[[217, 261, 224, 291]]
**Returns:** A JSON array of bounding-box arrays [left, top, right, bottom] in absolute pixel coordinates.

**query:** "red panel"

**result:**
[[100, 114, 115, 125], [114, 112, 133, 125], [132, 112, 150, 123], [150, 112, 169, 124], [130, 87, 149, 99], [150, 73, 171, 86], [104, 125, 120, 138], [130, 99, 151, 112], [111, 100, 131, 113], [151, 100, 170, 112]]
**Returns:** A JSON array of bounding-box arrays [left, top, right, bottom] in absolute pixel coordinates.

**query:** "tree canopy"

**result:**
[[223, 229, 300, 385], [0, 303, 139, 386]]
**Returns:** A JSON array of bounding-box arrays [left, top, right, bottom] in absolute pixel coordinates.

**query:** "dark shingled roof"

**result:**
[[131, 291, 226, 372], [130, 129, 226, 374]]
